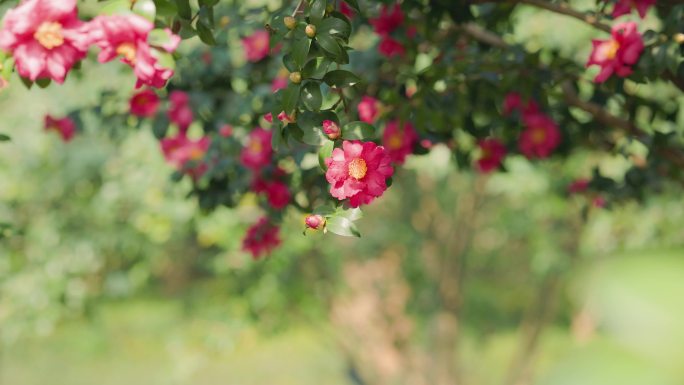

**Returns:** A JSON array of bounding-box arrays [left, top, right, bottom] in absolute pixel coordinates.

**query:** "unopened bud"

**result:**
[[284, 16, 297, 30], [305, 24, 317, 38], [322, 120, 340, 140], [289, 71, 302, 84], [305, 214, 326, 230]]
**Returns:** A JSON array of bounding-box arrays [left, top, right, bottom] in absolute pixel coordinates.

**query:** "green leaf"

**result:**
[[302, 57, 332, 79], [35, 78, 51, 88], [175, 0, 192, 19], [298, 110, 337, 145], [150, 49, 175, 70], [336, 206, 363, 221], [282, 83, 302, 115], [148, 29, 174, 47], [319, 17, 351, 41], [132, 0, 156, 22], [282, 54, 298, 72], [326, 216, 360, 237], [271, 124, 285, 151], [301, 81, 323, 111], [154, 0, 177, 18], [343, 0, 360, 12], [318, 140, 334, 169], [309, 0, 327, 25], [152, 114, 169, 139], [0, 133, 10, 142], [291, 36, 312, 69], [323, 70, 360, 88], [316, 32, 342, 59], [341, 121, 374, 140], [99, 0, 130, 15], [196, 20, 216, 45]]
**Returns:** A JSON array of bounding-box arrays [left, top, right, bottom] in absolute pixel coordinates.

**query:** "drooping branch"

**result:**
[[516, 0, 611, 33]]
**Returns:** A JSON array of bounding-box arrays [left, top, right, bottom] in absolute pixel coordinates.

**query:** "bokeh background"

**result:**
[[1, 1, 684, 384]]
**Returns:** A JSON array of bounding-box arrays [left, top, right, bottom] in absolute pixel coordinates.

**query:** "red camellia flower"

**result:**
[[340, 2, 355, 19], [476, 138, 507, 173], [240, 128, 273, 170], [568, 178, 590, 194], [89, 14, 180, 88], [358, 96, 381, 124], [612, 0, 655, 19], [129, 89, 160, 118], [167, 91, 194, 132], [519, 112, 562, 159], [378, 36, 406, 57], [263, 181, 291, 210], [586, 21, 644, 83], [44, 114, 76, 142], [325, 140, 394, 208], [503, 92, 522, 116], [242, 30, 270, 63], [0, 0, 90, 84], [305, 214, 326, 230], [160, 134, 211, 178], [382, 120, 418, 164], [242, 217, 281, 259], [370, 3, 404, 35]]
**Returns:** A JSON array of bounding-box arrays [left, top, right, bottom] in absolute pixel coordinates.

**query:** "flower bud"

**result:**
[[305, 24, 317, 38], [305, 214, 326, 230], [322, 120, 341, 140], [284, 16, 297, 30], [289, 71, 302, 84]]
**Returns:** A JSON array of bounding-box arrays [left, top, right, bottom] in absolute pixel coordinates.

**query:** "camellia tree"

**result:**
[[0, 0, 682, 258]]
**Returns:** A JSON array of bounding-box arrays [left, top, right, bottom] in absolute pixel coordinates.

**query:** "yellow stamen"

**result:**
[[598, 39, 620, 61], [348, 158, 368, 180], [116, 42, 137, 64], [387, 133, 403, 150], [34, 22, 64, 50], [249, 140, 262, 153], [531, 128, 547, 144]]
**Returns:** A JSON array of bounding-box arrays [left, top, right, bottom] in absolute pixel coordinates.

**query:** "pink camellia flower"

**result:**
[[89, 15, 180, 88], [586, 21, 644, 83], [476, 138, 507, 173], [612, 0, 655, 19], [358, 96, 381, 124], [242, 30, 270, 63], [167, 91, 194, 132], [0, 0, 90, 84], [271, 74, 288, 92], [519, 113, 562, 159], [378, 36, 406, 57], [382, 120, 418, 164], [44, 114, 76, 142], [568, 178, 590, 194], [340, 2, 355, 18], [325, 140, 394, 208], [305, 214, 326, 230], [323, 120, 341, 140], [129, 89, 160, 118], [242, 217, 282, 260], [240, 128, 273, 170], [219, 124, 233, 138], [160, 134, 211, 178], [370, 3, 404, 35]]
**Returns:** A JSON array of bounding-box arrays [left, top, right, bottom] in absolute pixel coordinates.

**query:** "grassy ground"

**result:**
[[1, 298, 348, 385]]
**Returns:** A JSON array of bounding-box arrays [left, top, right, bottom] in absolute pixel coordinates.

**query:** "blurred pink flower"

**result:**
[[242, 30, 270, 62]]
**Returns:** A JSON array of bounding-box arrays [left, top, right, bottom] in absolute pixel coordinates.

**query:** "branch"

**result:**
[[517, 0, 611, 33]]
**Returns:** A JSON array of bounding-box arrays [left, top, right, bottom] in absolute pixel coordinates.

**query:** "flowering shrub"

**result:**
[[0, 0, 683, 258]]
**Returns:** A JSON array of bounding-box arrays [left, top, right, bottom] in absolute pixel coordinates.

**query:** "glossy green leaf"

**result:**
[[341, 121, 374, 140], [326, 216, 360, 237], [323, 70, 361, 88], [319, 17, 351, 40], [196, 21, 216, 45], [302, 57, 332, 79], [318, 140, 334, 170], [316, 33, 343, 59], [282, 83, 302, 115], [291, 36, 312, 69], [175, 0, 192, 19], [309, 0, 327, 25], [301, 81, 323, 111]]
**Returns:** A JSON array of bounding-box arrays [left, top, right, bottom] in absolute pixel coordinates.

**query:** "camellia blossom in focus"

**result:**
[[325, 140, 394, 208], [0, 0, 89, 84]]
